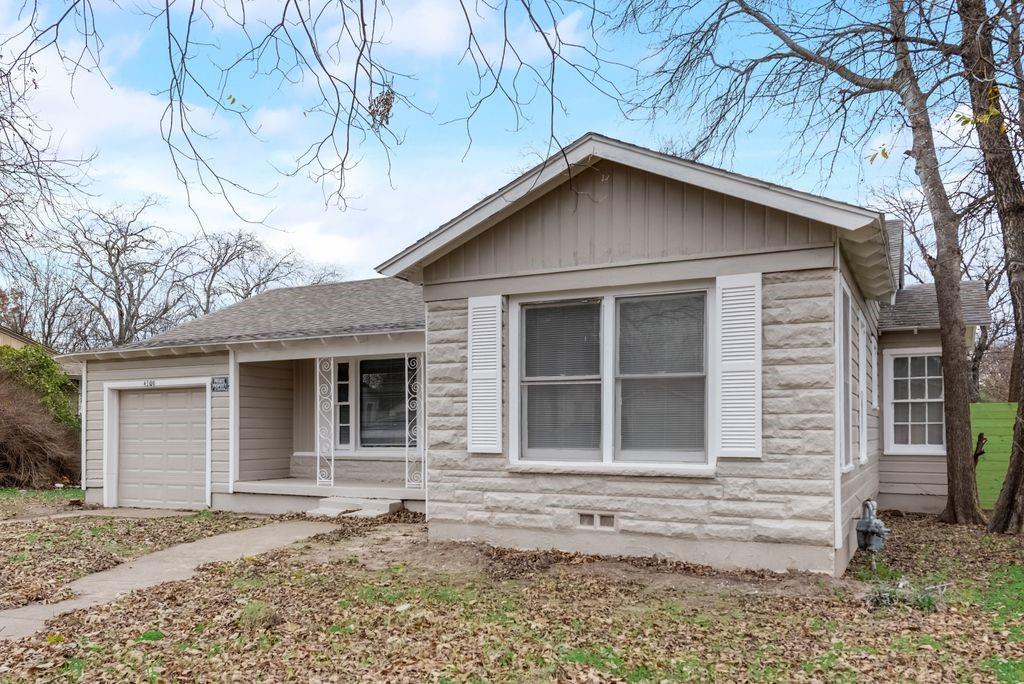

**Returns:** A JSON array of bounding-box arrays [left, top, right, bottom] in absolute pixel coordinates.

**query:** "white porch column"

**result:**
[[315, 357, 336, 485]]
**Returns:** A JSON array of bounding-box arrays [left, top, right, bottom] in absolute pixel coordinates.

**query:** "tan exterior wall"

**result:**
[[423, 162, 835, 285], [876, 329, 947, 513], [238, 361, 293, 481], [0, 330, 31, 348], [292, 358, 315, 453], [83, 354, 230, 495], [425, 267, 840, 574], [836, 258, 882, 571]]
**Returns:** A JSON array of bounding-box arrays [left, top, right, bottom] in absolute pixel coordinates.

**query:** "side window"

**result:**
[[891, 354, 944, 447]]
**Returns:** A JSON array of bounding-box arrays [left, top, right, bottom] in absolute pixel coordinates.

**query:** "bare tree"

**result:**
[[190, 231, 343, 316], [0, 1, 619, 220], [614, 0, 986, 523], [51, 200, 201, 347], [0, 253, 91, 351]]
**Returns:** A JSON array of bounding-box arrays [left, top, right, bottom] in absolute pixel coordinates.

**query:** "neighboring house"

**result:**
[[0, 324, 48, 350], [59, 133, 989, 576]]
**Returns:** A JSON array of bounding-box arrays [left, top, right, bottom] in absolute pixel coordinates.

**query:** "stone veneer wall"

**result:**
[[425, 268, 839, 574]]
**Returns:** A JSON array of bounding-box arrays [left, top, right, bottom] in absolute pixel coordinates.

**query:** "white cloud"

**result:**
[[378, 0, 465, 57]]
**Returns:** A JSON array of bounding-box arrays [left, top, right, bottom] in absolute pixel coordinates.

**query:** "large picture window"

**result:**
[[519, 290, 707, 465], [883, 349, 945, 455]]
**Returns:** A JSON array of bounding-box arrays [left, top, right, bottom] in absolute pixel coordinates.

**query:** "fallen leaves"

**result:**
[[0, 511, 1020, 682], [0, 511, 266, 609]]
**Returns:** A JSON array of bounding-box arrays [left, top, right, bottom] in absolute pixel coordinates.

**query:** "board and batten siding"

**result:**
[[84, 354, 230, 496], [425, 268, 840, 574], [422, 162, 835, 285], [877, 329, 947, 513], [237, 361, 293, 481]]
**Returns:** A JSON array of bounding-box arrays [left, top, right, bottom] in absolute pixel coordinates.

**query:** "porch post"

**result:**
[[315, 357, 335, 486], [405, 354, 423, 488]]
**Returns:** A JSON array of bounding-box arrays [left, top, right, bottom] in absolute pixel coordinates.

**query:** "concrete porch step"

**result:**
[[307, 497, 403, 518]]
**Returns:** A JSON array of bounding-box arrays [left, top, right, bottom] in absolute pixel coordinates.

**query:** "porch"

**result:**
[[230, 338, 425, 507]]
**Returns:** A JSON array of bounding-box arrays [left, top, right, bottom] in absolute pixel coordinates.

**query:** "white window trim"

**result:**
[[882, 346, 946, 456], [101, 377, 213, 509], [836, 278, 855, 474], [329, 355, 421, 458], [858, 313, 868, 464], [507, 281, 717, 476]]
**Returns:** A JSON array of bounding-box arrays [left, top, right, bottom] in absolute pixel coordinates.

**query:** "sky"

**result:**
[[6, 0, 909, 279]]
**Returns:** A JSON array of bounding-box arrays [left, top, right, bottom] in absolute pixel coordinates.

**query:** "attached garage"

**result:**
[[100, 377, 214, 509], [116, 387, 208, 509]]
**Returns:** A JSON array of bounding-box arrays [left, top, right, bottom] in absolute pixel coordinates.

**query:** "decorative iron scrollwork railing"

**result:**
[[405, 354, 423, 488], [315, 357, 335, 486]]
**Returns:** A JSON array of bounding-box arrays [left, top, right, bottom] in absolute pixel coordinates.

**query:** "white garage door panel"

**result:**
[[118, 387, 206, 509]]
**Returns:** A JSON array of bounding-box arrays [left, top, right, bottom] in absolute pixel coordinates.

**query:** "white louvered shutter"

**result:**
[[468, 295, 503, 453], [715, 273, 762, 458]]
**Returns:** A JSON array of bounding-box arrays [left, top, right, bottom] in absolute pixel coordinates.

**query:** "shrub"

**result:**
[[0, 376, 79, 488], [0, 345, 79, 430]]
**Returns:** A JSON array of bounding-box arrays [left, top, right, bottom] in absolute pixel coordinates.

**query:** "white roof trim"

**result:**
[[57, 328, 425, 362], [377, 133, 882, 280]]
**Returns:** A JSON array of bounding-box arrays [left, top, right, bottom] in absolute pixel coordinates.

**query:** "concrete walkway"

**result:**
[[0, 520, 336, 640]]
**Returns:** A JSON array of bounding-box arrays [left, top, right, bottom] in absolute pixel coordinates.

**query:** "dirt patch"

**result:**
[[0, 488, 91, 521]]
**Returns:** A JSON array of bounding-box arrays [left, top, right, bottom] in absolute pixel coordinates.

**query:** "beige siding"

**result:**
[[423, 162, 835, 285], [84, 354, 230, 494], [877, 329, 946, 511], [292, 358, 315, 453], [238, 361, 293, 481], [0, 330, 31, 348], [425, 268, 839, 574]]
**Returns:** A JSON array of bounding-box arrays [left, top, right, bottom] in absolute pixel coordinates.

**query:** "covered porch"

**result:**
[[229, 331, 425, 506]]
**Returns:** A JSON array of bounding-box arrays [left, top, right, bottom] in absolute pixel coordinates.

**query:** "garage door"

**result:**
[[117, 387, 206, 509]]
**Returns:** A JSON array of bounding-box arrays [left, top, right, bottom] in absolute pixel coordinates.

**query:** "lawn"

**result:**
[[973, 402, 1015, 508], [0, 487, 85, 520], [0, 511, 267, 609], [1, 512, 1021, 682]]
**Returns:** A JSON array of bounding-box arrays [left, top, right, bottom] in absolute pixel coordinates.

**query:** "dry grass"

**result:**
[[0, 512, 1021, 682], [0, 511, 266, 609]]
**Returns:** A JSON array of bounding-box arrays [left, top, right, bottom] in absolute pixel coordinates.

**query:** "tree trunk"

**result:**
[[1010, 334, 1023, 403], [891, 0, 986, 524], [957, 0, 1024, 532]]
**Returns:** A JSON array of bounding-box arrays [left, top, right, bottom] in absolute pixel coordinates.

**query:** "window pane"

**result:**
[[337, 383, 349, 403], [339, 425, 350, 445], [927, 424, 944, 445], [619, 377, 705, 455], [359, 359, 406, 447], [894, 402, 909, 422], [618, 293, 705, 375], [524, 302, 600, 378], [338, 404, 350, 425], [911, 356, 926, 377], [338, 363, 348, 382], [893, 380, 908, 400], [911, 424, 926, 444], [927, 402, 943, 422], [894, 357, 908, 378], [911, 403, 926, 422], [927, 355, 941, 377], [910, 379, 926, 399], [927, 378, 943, 399], [523, 384, 601, 458], [894, 424, 909, 444]]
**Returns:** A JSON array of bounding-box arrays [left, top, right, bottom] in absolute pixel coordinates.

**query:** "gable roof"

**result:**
[[879, 281, 990, 331], [0, 324, 46, 349], [378, 132, 895, 297], [61, 278, 424, 360]]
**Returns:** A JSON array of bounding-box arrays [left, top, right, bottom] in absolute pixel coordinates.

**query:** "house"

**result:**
[[59, 133, 989, 575]]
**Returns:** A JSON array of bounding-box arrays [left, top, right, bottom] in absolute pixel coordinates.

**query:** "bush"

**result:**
[[0, 376, 79, 488], [0, 345, 79, 430]]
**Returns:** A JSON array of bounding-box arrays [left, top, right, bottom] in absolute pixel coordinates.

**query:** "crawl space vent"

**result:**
[[578, 513, 615, 529]]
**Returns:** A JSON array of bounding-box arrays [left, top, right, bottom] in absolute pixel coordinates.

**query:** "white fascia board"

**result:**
[[376, 133, 882, 280]]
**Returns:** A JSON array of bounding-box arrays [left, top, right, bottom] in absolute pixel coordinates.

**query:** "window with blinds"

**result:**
[[521, 300, 602, 461], [519, 291, 708, 464], [616, 292, 706, 462]]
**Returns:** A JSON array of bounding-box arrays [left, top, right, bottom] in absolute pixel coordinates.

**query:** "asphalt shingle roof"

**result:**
[[879, 281, 990, 331], [120, 277, 424, 350]]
